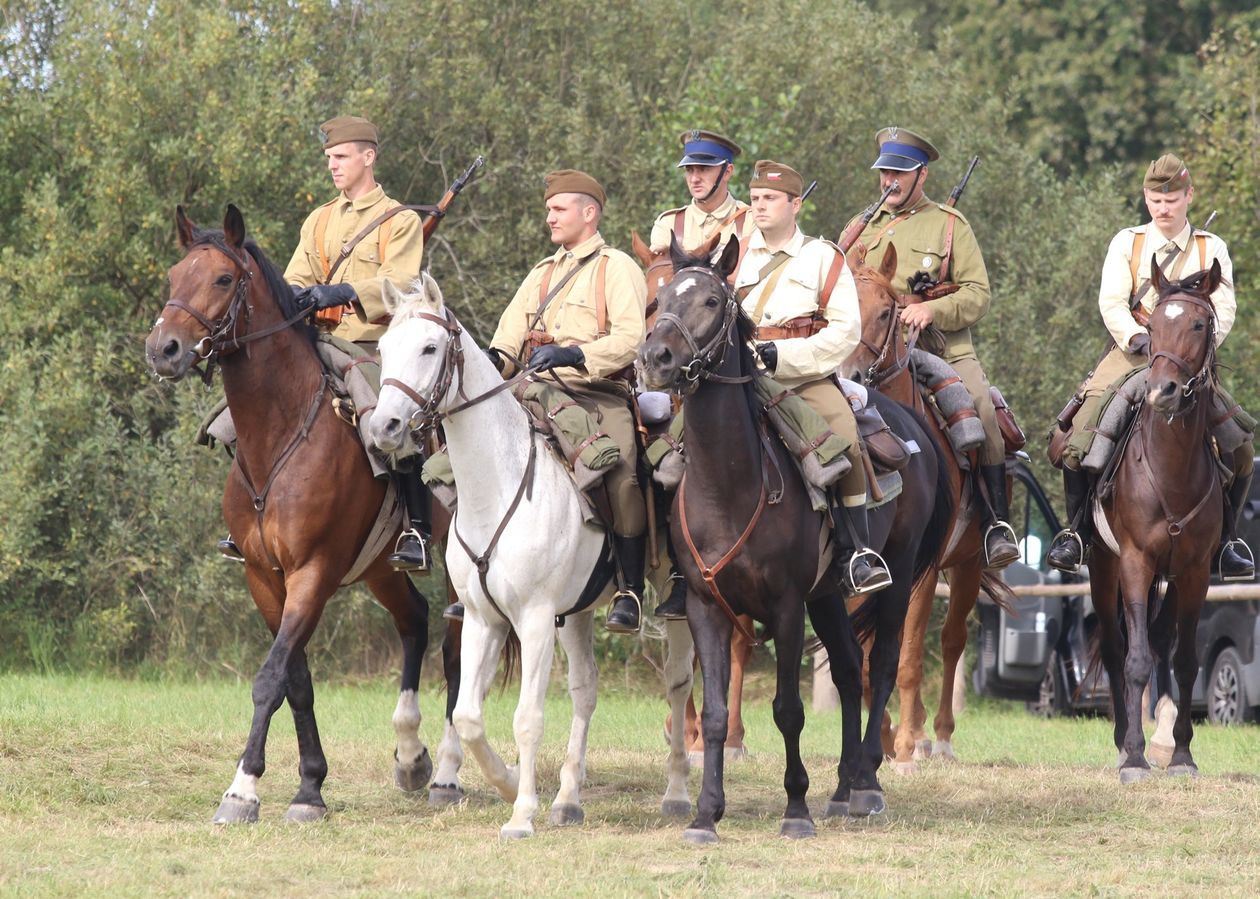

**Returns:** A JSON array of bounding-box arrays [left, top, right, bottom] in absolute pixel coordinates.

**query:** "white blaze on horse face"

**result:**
[[676, 275, 699, 296], [153, 315, 164, 327], [1163, 302, 1186, 321]]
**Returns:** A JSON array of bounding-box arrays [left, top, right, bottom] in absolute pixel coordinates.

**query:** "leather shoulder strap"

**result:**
[[325, 203, 418, 284], [938, 212, 958, 283], [378, 213, 396, 261], [1129, 229, 1146, 297], [594, 255, 611, 337], [818, 245, 845, 315], [673, 209, 686, 241], [314, 202, 335, 282], [1196, 233, 1207, 271]]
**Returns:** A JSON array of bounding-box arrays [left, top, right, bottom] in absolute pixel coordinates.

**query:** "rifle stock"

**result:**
[[421, 155, 485, 241], [837, 182, 897, 252]]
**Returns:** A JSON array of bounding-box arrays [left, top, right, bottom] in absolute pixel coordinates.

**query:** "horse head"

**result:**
[[632, 229, 723, 333], [637, 235, 743, 392], [844, 244, 903, 384], [1146, 256, 1222, 416], [146, 205, 256, 380], [371, 273, 458, 454]]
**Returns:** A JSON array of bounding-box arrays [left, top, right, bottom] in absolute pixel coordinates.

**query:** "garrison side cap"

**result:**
[[871, 126, 940, 171], [1144, 153, 1191, 193], [676, 129, 742, 167], [749, 159, 804, 197], [543, 169, 606, 207], [319, 115, 378, 148]]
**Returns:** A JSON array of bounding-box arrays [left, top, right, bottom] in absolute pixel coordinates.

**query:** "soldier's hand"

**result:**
[[484, 346, 507, 373], [756, 342, 778, 372], [1128, 333, 1151, 356], [528, 344, 585, 372], [901, 303, 934, 329], [295, 283, 358, 311], [907, 270, 937, 296]]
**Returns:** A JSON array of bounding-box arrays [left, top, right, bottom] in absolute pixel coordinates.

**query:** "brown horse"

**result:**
[[631, 231, 755, 761], [844, 245, 1010, 772], [144, 205, 457, 822], [1091, 260, 1224, 782]]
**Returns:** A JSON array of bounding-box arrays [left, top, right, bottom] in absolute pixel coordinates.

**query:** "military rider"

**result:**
[[738, 159, 892, 596], [649, 129, 751, 255], [841, 126, 1019, 569], [1046, 153, 1254, 579], [489, 170, 651, 633], [218, 115, 434, 574]]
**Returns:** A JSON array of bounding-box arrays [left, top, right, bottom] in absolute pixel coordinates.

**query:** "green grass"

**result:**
[[1, 672, 1258, 897]]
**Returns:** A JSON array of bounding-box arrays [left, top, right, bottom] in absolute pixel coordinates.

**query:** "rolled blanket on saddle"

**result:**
[[910, 348, 986, 454]]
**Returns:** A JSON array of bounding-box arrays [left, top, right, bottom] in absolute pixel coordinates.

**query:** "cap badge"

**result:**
[[318, 128, 328, 144], [887, 126, 899, 139], [767, 171, 782, 181]]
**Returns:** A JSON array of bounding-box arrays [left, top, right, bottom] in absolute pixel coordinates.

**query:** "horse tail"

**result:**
[[979, 569, 1015, 612], [911, 427, 957, 592], [847, 594, 881, 645], [499, 628, 521, 690]]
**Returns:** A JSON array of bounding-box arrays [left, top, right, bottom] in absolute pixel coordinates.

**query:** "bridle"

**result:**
[[856, 274, 919, 387], [651, 265, 752, 390], [1147, 290, 1217, 416]]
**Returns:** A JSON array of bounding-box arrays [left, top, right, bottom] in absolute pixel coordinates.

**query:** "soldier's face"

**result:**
[[878, 167, 925, 208], [749, 188, 800, 234], [325, 142, 375, 194], [546, 194, 599, 248], [1144, 186, 1194, 236], [683, 164, 728, 201]]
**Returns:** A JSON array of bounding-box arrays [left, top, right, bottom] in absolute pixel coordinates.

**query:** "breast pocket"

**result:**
[[909, 244, 946, 279], [555, 288, 598, 338], [352, 241, 381, 273]]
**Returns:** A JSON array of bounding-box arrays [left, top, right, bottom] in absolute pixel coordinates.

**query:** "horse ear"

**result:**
[[878, 243, 898, 283], [420, 270, 444, 308], [696, 230, 721, 260], [668, 232, 690, 271], [175, 206, 196, 250], [1150, 252, 1169, 296], [223, 204, 246, 250], [630, 230, 653, 267], [715, 236, 741, 282], [381, 278, 404, 316], [1205, 257, 1222, 296]]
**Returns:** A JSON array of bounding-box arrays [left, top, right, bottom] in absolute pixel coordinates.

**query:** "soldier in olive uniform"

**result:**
[[739, 160, 892, 596], [1046, 154, 1254, 580], [219, 115, 434, 573], [489, 170, 651, 632], [649, 130, 752, 256], [842, 127, 1019, 569]]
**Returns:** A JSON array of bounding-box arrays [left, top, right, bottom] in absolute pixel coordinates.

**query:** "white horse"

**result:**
[[369, 274, 694, 838]]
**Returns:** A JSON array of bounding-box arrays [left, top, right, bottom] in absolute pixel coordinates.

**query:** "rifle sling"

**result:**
[[319, 202, 441, 285], [527, 251, 601, 335]]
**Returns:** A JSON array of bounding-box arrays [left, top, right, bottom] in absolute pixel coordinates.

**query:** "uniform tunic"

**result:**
[[649, 193, 751, 256], [284, 184, 424, 344]]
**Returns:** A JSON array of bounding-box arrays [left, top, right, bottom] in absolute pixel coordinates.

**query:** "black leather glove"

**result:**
[[484, 346, 507, 373], [1128, 333, 1151, 356], [528, 344, 585, 372], [295, 283, 358, 311], [907, 270, 937, 296], [756, 342, 778, 372]]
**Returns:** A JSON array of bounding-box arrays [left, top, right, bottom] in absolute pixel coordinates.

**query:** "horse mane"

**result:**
[[186, 226, 316, 345], [387, 273, 446, 324]]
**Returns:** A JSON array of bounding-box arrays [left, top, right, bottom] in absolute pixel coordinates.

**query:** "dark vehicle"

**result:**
[[973, 456, 1260, 724]]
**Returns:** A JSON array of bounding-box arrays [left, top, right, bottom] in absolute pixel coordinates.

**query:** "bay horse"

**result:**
[[368, 276, 696, 838], [631, 231, 755, 762], [144, 205, 457, 822], [638, 238, 951, 844], [1090, 259, 1224, 782], [844, 244, 1010, 773]]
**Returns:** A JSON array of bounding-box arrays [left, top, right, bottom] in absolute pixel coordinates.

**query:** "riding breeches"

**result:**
[[792, 377, 867, 507], [945, 354, 1004, 466], [569, 387, 647, 537]]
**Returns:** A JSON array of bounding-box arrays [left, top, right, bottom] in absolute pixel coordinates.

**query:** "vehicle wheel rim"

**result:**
[[1211, 663, 1240, 723]]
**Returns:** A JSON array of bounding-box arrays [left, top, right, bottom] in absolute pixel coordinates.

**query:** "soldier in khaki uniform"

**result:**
[[842, 127, 1019, 569], [649, 130, 752, 256], [1047, 154, 1254, 579], [489, 170, 651, 632], [738, 160, 891, 596], [217, 115, 432, 572]]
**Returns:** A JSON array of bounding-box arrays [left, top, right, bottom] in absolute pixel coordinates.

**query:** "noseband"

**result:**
[[1148, 291, 1216, 411], [652, 265, 751, 390]]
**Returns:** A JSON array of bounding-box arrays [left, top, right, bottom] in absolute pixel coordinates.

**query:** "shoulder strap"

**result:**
[[938, 212, 958, 283], [527, 251, 601, 334], [378, 214, 396, 261], [1129, 230, 1146, 295], [594, 255, 611, 337], [673, 209, 686, 241], [817, 246, 845, 315], [314, 203, 335, 281], [744, 250, 796, 322], [324, 203, 421, 285], [1196, 233, 1207, 271]]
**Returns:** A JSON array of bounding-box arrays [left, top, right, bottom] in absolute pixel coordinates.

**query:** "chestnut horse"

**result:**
[[639, 239, 950, 844], [145, 206, 457, 822], [844, 245, 1010, 772], [1091, 260, 1224, 782]]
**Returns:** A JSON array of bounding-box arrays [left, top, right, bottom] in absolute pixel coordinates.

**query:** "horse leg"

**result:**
[[683, 600, 733, 846], [725, 616, 754, 760], [854, 582, 913, 816], [500, 610, 556, 839], [1089, 551, 1129, 762], [368, 574, 433, 795], [1146, 592, 1178, 769], [451, 613, 516, 803], [771, 607, 813, 839], [430, 614, 466, 806], [1169, 573, 1207, 777], [282, 647, 330, 822], [933, 560, 981, 762], [1117, 556, 1157, 783], [892, 573, 935, 772], [808, 593, 864, 819], [662, 618, 695, 817], [549, 610, 597, 827]]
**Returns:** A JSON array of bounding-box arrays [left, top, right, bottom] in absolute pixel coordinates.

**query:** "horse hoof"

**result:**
[[1148, 742, 1174, 770], [212, 794, 260, 825], [1167, 764, 1200, 779], [1119, 766, 1152, 785], [724, 745, 748, 762], [394, 748, 433, 793], [893, 760, 918, 775], [913, 739, 932, 761], [661, 799, 691, 818], [822, 800, 849, 819], [683, 827, 719, 846], [780, 818, 815, 839], [428, 784, 466, 807], [548, 803, 585, 827], [848, 790, 887, 817], [284, 803, 327, 824], [932, 741, 957, 761], [500, 825, 533, 841]]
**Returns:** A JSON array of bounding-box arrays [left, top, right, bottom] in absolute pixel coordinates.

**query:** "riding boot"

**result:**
[[606, 533, 647, 634], [653, 531, 689, 620], [1218, 470, 1256, 582], [833, 501, 893, 598], [217, 534, 245, 563], [388, 470, 432, 573], [980, 463, 1020, 570], [1047, 466, 1093, 573]]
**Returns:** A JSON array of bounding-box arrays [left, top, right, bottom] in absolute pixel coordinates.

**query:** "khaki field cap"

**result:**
[[319, 115, 379, 148], [676, 129, 742, 167], [871, 126, 940, 171], [543, 169, 606, 207], [749, 160, 804, 197], [1144, 154, 1191, 193]]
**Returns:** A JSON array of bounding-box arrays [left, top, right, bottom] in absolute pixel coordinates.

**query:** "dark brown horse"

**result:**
[[144, 205, 458, 822], [844, 245, 1010, 772], [1091, 259, 1224, 782], [639, 239, 950, 844]]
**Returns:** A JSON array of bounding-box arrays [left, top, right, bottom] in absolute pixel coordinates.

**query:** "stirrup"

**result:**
[[847, 549, 893, 595], [654, 574, 688, 620], [388, 528, 431, 572], [217, 536, 245, 564], [983, 521, 1020, 569], [1046, 528, 1083, 573], [606, 590, 643, 634], [1218, 539, 1256, 583], [442, 602, 465, 622]]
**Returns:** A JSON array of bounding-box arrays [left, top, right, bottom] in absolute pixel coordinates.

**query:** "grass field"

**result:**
[[1, 671, 1258, 897]]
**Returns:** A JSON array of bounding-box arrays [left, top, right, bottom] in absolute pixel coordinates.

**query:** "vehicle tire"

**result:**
[[1027, 650, 1069, 718], [1207, 647, 1256, 725]]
